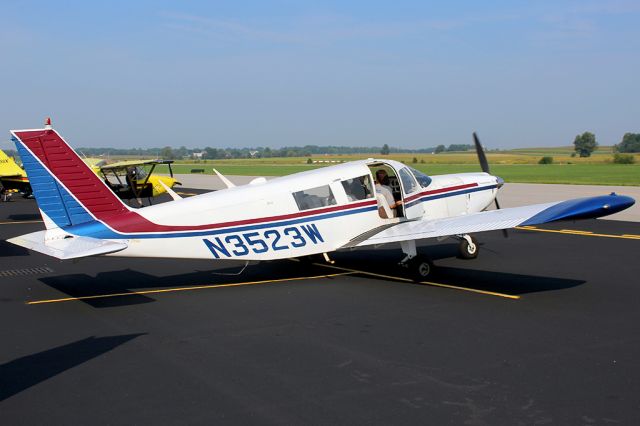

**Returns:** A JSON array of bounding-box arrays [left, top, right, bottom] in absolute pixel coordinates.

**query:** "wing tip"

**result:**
[[520, 193, 635, 226]]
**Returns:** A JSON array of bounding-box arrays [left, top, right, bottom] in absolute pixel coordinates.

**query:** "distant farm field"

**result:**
[[169, 154, 640, 186]]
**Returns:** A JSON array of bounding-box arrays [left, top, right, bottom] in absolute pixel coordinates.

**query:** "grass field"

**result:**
[[170, 148, 637, 166], [167, 159, 640, 186]]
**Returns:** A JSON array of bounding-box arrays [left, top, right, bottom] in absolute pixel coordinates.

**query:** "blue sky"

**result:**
[[1, 1, 639, 149]]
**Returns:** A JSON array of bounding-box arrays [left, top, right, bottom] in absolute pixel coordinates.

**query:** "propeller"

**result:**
[[473, 132, 490, 174], [473, 132, 508, 238]]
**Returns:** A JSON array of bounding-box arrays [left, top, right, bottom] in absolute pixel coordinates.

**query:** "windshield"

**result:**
[[132, 166, 148, 180], [409, 167, 432, 188], [398, 167, 418, 194]]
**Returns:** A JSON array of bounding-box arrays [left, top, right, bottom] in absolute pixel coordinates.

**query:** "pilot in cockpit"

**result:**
[[375, 169, 402, 217]]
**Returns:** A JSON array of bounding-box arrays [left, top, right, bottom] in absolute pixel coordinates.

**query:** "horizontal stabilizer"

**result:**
[[8, 231, 128, 260]]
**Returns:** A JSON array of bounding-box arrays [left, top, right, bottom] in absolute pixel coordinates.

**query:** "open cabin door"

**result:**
[[396, 166, 424, 220], [368, 163, 424, 220]]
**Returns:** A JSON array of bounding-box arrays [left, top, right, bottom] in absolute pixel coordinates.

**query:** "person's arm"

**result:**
[[391, 199, 403, 208]]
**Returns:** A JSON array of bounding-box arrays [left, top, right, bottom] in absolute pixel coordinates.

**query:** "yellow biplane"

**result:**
[[1, 149, 180, 204], [0, 149, 31, 198], [88, 158, 181, 204]]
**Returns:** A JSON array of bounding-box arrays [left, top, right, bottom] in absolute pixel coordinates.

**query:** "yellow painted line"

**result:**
[[0, 220, 43, 225], [307, 262, 519, 300], [515, 226, 640, 240], [27, 272, 353, 305], [560, 229, 593, 234], [309, 262, 414, 282], [176, 192, 199, 196], [418, 281, 520, 300]]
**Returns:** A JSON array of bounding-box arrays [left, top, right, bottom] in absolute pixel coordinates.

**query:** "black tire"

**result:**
[[410, 256, 434, 282], [458, 236, 479, 259]]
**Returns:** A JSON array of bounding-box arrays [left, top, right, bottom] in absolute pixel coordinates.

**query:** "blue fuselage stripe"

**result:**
[[69, 205, 379, 239], [405, 184, 497, 209]]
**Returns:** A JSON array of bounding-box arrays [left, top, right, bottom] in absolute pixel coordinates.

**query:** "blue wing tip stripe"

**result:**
[[520, 194, 635, 226]]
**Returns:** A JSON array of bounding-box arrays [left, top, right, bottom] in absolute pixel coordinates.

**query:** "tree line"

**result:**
[[573, 132, 640, 157], [46, 144, 450, 160], [3, 133, 637, 161]]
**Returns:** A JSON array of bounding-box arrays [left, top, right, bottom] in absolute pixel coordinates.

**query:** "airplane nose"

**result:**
[[495, 176, 504, 188]]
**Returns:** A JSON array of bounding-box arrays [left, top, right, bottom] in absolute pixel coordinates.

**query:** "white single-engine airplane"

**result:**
[[7, 120, 635, 279]]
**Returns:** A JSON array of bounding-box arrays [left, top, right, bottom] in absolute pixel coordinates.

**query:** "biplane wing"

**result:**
[[96, 158, 180, 201], [98, 159, 174, 170]]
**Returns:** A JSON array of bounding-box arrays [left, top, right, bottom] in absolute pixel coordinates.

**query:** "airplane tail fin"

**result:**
[[10, 119, 130, 230]]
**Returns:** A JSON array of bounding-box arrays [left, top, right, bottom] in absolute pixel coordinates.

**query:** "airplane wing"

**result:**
[[82, 157, 107, 167], [99, 159, 173, 170], [8, 231, 128, 260], [347, 194, 634, 248]]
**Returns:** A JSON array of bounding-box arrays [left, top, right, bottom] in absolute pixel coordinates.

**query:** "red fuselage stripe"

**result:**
[[105, 199, 379, 234], [403, 182, 478, 203]]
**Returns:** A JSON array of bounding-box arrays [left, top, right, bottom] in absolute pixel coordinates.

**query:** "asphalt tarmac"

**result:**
[[1, 192, 639, 425]]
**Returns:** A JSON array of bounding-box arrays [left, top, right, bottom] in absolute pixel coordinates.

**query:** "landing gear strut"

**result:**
[[457, 234, 478, 259]]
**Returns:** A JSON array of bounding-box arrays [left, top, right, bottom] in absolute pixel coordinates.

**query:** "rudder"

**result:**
[[11, 120, 130, 229]]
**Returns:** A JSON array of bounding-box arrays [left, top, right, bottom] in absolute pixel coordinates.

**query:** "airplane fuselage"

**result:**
[[9, 125, 633, 267], [91, 160, 500, 260]]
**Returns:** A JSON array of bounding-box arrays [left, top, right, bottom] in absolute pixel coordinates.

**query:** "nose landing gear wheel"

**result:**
[[459, 235, 479, 259]]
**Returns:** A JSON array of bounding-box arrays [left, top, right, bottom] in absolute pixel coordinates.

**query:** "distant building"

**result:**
[[191, 151, 205, 159]]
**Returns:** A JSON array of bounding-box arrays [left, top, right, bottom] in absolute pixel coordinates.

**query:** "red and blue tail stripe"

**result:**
[[12, 128, 129, 229]]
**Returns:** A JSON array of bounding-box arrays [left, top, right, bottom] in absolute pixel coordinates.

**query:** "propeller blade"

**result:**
[[473, 132, 490, 174], [474, 132, 506, 236]]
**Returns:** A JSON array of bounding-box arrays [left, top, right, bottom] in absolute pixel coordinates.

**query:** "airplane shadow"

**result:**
[[0, 333, 144, 402], [37, 243, 585, 308], [8, 213, 41, 221], [37, 260, 323, 309], [0, 240, 30, 257], [418, 266, 585, 295], [333, 246, 586, 295]]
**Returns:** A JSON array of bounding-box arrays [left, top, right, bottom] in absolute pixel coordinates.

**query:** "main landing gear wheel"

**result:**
[[408, 256, 434, 282], [458, 235, 479, 259]]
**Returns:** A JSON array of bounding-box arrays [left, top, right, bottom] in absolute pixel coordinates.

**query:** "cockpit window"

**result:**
[[398, 167, 418, 194], [293, 185, 336, 210], [132, 166, 147, 180], [409, 167, 432, 188], [341, 175, 374, 201]]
